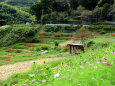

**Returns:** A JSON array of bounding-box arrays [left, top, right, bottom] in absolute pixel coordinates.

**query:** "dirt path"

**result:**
[[0, 58, 62, 80]]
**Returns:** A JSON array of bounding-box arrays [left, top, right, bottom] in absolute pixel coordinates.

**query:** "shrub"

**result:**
[[44, 25, 82, 32], [87, 25, 115, 33], [36, 46, 49, 51], [0, 3, 34, 25], [14, 49, 22, 53], [54, 41, 59, 47], [0, 24, 41, 46], [36, 47, 41, 51], [86, 40, 95, 47], [43, 25, 115, 34], [41, 46, 49, 50]]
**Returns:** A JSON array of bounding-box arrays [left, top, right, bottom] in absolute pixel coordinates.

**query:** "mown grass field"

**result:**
[[0, 35, 115, 86]]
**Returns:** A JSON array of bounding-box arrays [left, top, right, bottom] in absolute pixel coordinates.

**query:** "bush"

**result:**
[[14, 49, 22, 53], [85, 39, 110, 49], [54, 41, 59, 47], [43, 25, 115, 33], [87, 25, 115, 33], [36, 46, 49, 51], [85, 40, 95, 47], [0, 3, 34, 25], [44, 25, 82, 32], [41, 46, 49, 50], [0, 24, 41, 46], [24, 37, 41, 43]]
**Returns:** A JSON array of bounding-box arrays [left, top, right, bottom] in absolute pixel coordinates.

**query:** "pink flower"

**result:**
[[111, 51, 115, 53], [80, 66, 85, 68], [105, 64, 111, 66], [71, 78, 76, 80], [95, 59, 99, 61], [103, 61, 107, 63], [66, 63, 72, 66], [54, 73, 60, 78], [102, 58, 107, 60], [94, 66, 98, 69], [4, 58, 10, 62], [68, 78, 77, 80], [99, 60, 102, 62]]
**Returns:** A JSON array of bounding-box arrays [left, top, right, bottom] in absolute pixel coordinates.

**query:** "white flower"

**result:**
[[28, 74, 35, 77], [54, 73, 60, 78]]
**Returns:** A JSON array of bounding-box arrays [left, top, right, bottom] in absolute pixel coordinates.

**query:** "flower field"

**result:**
[[0, 36, 115, 86], [0, 37, 71, 66]]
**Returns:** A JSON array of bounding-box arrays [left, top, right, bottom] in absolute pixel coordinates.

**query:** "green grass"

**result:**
[[1, 36, 115, 86]]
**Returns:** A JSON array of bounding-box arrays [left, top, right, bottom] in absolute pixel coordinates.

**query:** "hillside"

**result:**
[[0, 0, 36, 11], [0, 0, 35, 6], [0, 3, 34, 25], [0, 0, 114, 25]]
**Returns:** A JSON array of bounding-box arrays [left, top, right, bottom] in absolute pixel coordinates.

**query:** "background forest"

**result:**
[[0, 0, 115, 25]]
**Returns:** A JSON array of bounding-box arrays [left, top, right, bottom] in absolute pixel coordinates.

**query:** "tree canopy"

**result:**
[[0, 3, 34, 25]]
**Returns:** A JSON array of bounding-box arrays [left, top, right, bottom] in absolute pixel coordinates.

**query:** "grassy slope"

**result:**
[[1, 36, 115, 86], [0, 3, 34, 24], [0, 0, 36, 12]]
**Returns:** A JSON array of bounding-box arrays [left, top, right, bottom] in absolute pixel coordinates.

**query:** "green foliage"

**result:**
[[101, 3, 111, 20], [0, 3, 34, 25], [0, 0, 5, 2], [30, 1, 42, 21], [30, 0, 53, 23], [78, 0, 98, 10], [52, 0, 69, 12], [0, 25, 114, 47], [30, 0, 79, 23], [98, 0, 114, 7], [0, 19, 6, 26], [1, 0, 114, 24], [6, 0, 36, 6], [36, 46, 49, 51], [87, 25, 115, 33], [54, 41, 59, 47], [0, 0, 36, 12], [52, 0, 78, 14], [69, 0, 78, 10], [44, 25, 82, 32], [84, 40, 95, 47], [0, 24, 41, 46], [25, 37, 41, 43]]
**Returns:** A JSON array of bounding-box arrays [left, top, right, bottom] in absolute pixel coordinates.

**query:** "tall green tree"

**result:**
[[101, 3, 111, 20], [30, 1, 42, 22], [78, 0, 98, 10], [52, 0, 69, 12], [30, 0, 53, 24], [52, 0, 78, 15], [98, 0, 114, 7], [69, 0, 78, 10]]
